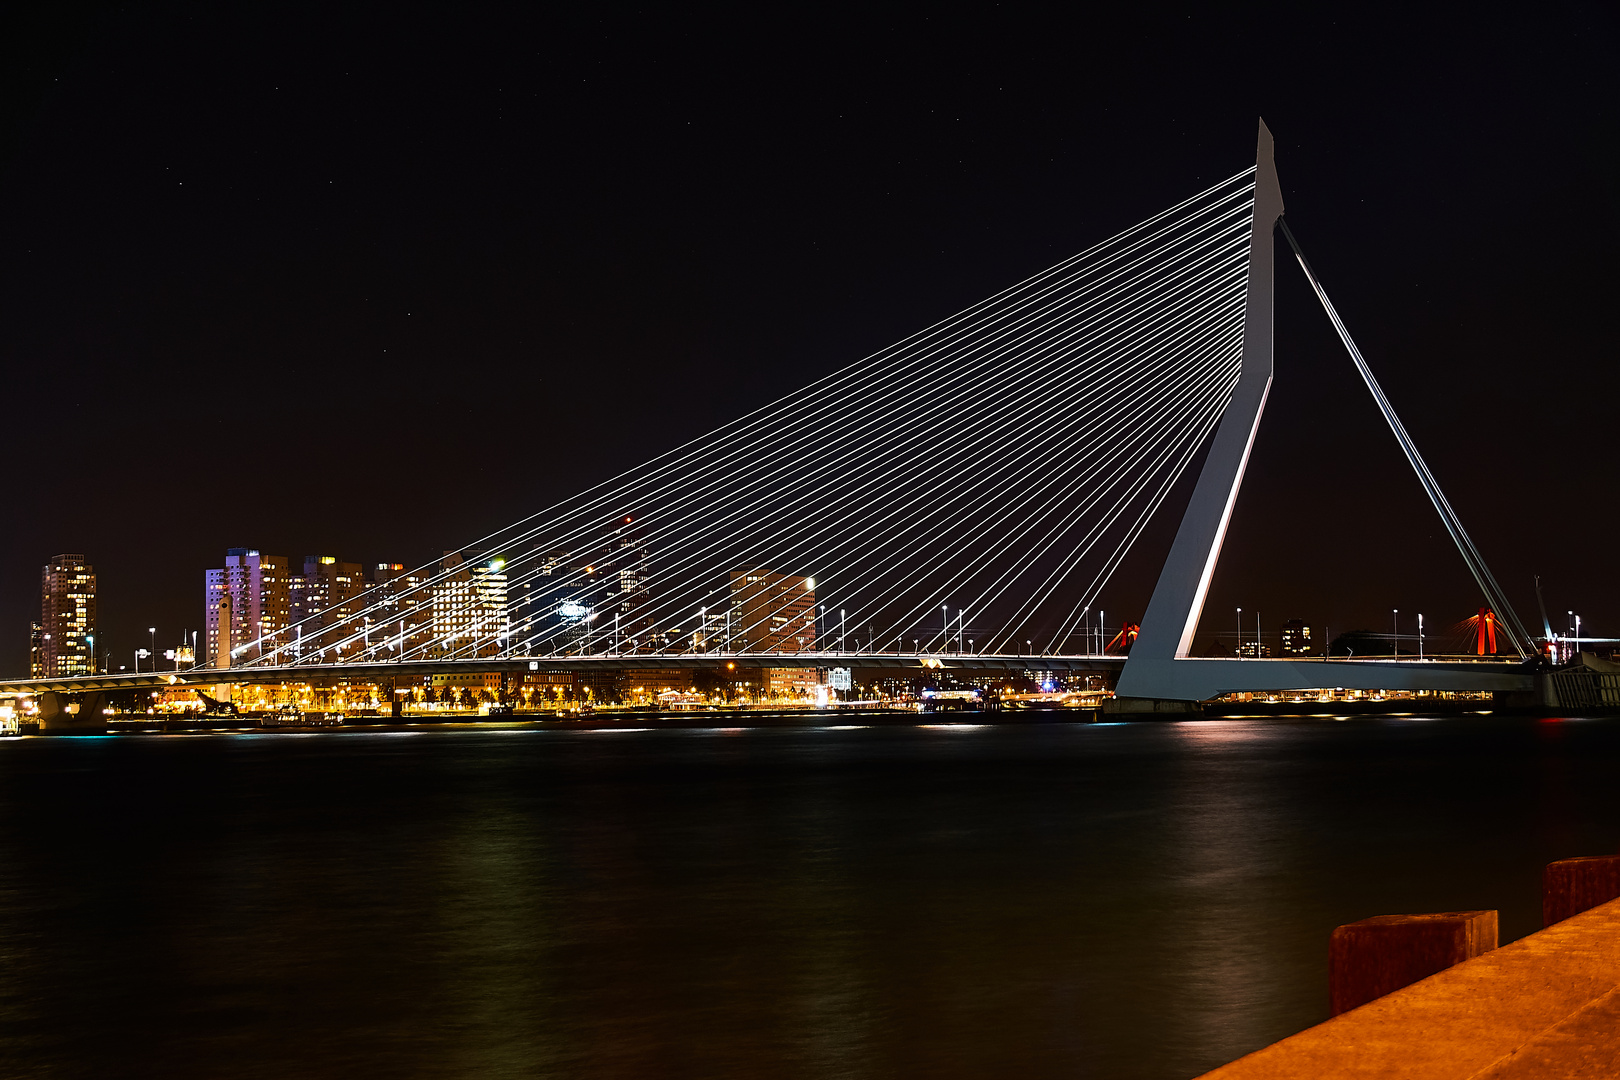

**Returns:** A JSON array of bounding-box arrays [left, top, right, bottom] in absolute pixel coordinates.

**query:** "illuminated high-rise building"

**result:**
[[1280, 619, 1314, 656], [39, 554, 97, 677], [287, 555, 367, 659], [204, 549, 291, 665], [727, 569, 816, 652], [367, 562, 436, 659], [606, 516, 651, 630], [514, 517, 655, 656], [511, 550, 592, 655], [29, 622, 44, 678], [432, 550, 509, 658]]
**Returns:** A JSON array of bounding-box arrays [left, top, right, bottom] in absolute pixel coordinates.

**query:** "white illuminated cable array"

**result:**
[[237, 168, 1258, 667]]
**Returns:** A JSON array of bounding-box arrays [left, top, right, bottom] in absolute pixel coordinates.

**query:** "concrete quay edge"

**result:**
[[1194, 895, 1620, 1079]]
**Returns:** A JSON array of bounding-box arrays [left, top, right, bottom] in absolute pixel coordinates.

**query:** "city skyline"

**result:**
[[23, 538, 1541, 681]]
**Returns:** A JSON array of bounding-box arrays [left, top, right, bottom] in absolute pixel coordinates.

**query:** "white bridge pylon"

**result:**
[[1116, 120, 1532, 702]]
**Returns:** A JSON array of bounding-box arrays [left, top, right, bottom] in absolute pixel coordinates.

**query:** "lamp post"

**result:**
[[1236, 607, 1242, 658], [149, 627, 157, 670], [840, 608, 846, 653], [942, 604, 949, 652], [1392, 609, 1399, 658], [1418, 614, 1424, 660]]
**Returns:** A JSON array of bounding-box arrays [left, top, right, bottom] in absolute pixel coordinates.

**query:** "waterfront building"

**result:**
[[511, 550, 594, 655], [429, 671, 502, 696], [366, 562, 436, 659], [697, 608, 728, 651], [38, 554, 97, 677], [763, 667, 821, 698], [29, 622, 44, 677], [617, 668, 693, 705], [1280, 619, 1314, 656], [204, 549, 291, 664], [1236, 641, 1274, 658], [514, 519, 654, 656], [289, 556, 367, 660], [728, 569, 817, 652], [603, 516, 652, 639], [432, 550, 509, 658]]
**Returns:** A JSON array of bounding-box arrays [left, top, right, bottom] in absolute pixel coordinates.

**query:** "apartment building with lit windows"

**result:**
[[204, 549, 291, 665], [367, 562, 436, 659], [287, 555, 367, 660], [38, 554, 97, 677]]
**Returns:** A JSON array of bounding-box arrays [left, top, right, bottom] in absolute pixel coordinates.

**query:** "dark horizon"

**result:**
[[2, 5, 1615, 672]]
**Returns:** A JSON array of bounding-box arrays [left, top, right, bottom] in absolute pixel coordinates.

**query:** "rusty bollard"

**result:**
[[1543, 855, 1620, 927], [1328, 910, 1498, 1016]]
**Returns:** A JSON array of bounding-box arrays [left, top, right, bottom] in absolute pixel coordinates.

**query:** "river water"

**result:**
[[1, 714, 1616, 1079]]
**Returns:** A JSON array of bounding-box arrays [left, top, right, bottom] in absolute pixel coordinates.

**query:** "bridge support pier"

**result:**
[[1102, 697, 1203, 718], [36, 690, 109, 733]]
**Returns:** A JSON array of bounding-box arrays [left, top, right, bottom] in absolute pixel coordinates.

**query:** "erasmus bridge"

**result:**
[[3, 122, 1536, 708]]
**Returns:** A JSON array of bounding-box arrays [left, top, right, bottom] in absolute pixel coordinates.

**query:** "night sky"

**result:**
[[2, 4, 1614, 669]]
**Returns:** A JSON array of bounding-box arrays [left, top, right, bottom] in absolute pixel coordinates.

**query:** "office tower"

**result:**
[[432, 550, 509, 658], [727, 569, 816, 652], [1280, 619, 1314, 656], [604, 516, 652, 634]]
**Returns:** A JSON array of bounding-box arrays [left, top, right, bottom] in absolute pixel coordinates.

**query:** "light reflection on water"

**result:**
[[1, 715, 1617, 1079]]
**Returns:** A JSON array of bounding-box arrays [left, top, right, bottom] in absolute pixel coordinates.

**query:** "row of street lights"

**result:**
[[128, 628, 198, 674]]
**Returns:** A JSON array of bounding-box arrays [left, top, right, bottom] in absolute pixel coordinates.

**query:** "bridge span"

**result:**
[[0, 653, 1532, 698]]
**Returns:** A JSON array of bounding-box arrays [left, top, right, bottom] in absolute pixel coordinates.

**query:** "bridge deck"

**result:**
[[1, 653, 1530, 696]]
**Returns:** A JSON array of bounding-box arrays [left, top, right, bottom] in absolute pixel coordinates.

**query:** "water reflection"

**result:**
[[0, 716, 1616, 1078]]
